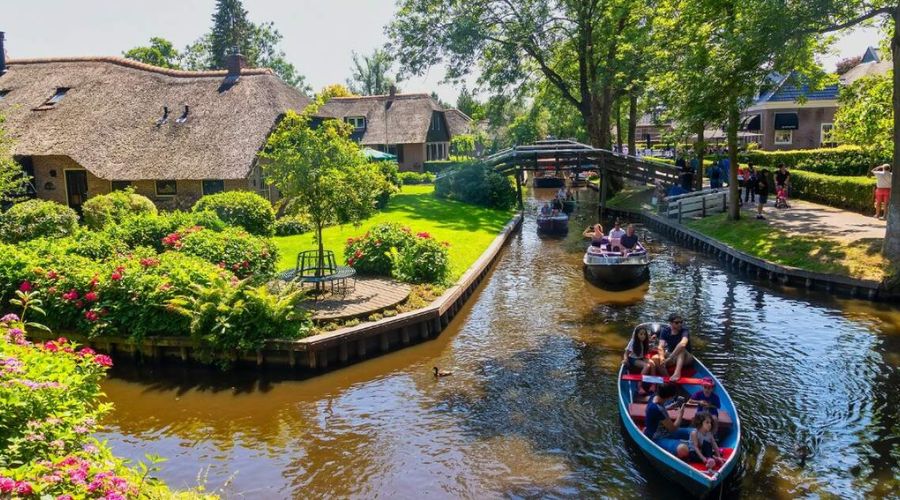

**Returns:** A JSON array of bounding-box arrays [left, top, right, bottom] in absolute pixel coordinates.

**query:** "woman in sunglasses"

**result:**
[[659, 314, 694, 381]]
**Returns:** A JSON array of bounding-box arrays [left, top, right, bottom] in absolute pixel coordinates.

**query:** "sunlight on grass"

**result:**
[[607, 186, 654, 211], [273, 185, 515, 280], [687, 214, 886, 281]]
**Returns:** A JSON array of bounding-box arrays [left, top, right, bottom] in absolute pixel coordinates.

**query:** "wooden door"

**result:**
[[65, 170, 88, 212]]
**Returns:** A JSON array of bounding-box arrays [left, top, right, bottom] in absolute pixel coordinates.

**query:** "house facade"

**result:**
[[0, 43, 309, 211], [316, 93, 470, 171]]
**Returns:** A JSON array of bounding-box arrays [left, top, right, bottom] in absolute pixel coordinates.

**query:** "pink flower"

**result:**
[[62, 289, 79, 301], [48, 286, 58, 294], [58, 495, 74, 500], [94, 354, 113, 367], [139, 257, 159, 267], [57, 337, 68, 345], [0, 477, 14, 493], [110, 271, 123, 281], [44, 342, 59, 352], [14, 481, 32, 496], [74, 300, 84, 310], [0, 313, 19, 323], [85, 291, 99, 302], [19, 280, 32, 292], [417, 231, 431, 239], [84, 310, 99, 322], [47, 270, 58, 280]]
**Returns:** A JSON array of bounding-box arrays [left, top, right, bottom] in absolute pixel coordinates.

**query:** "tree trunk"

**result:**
[[628, 92, 638, 156], [884, 5, 900, 287], [727, 99, 741, 220], [615, 98, 624, 151], [316, 223, 325, 293], [597, 87, 613, 149], [695, 122, 706, 191]]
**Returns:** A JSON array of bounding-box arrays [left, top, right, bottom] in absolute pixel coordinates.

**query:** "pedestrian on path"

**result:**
[[708, 161, 723, 189], [872, 163, 892, 220], [744, 164, 757, 204], [755, 169, 770, 220]]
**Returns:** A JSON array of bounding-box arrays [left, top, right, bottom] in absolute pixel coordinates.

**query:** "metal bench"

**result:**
[[289, 250, 356, 296]]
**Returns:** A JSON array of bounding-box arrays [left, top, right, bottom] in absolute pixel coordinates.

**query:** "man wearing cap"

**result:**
[[689, 377, 721, 433], [659, 314, 694, 381]]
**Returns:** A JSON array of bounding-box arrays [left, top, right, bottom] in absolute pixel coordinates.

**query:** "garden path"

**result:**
[[307, 277, 411, 322], [751, 198, 886, 241]]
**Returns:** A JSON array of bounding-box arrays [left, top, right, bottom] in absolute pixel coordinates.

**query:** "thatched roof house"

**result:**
[[316, 92, 470, 171], [444, 108, 473, 136], [0, 49, 309, 210]]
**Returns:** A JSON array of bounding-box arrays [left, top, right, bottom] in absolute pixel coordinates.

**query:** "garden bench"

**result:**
[[291, 250, 356, 295]]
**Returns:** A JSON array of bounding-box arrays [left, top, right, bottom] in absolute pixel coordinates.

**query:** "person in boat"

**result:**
[[540, 202, 552, 216], [688, 413, 724, 470], [621, 224, 640, 255], [688, 377, 721, 433], [583, 224, 608, 248], [556, 187, 567, 201], [659, 314, 694, 382], [645, 382, 691, 459], [622, 326, 652, 372], [609, 219, 626, 239]]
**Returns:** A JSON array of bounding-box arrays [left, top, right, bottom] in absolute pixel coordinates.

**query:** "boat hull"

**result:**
[[583, 261, 649, 287], [617, 323, 741, 497], [537, 215, 569, 235], [533, 176, 565, 188]]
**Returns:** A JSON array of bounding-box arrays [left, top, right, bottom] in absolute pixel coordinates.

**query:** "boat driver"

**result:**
[[621, 224, 639, 255], [659, 314, 695, 382]]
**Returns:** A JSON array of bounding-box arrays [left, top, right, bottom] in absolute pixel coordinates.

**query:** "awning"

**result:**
[[774, 112, 798, 130], [741, 114, 761, 131], [362, 147, 397, 161]]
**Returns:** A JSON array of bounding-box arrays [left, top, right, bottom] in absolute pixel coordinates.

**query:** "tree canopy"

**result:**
[[347, 49, 397, 96], [834, 73, 893, 155], [122, 37, 182, 69]]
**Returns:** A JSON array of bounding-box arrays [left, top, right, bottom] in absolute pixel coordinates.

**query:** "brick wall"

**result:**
[[399, 143, 425, 172], [761, 106, 836, 151], [31, 156, 109, 207]]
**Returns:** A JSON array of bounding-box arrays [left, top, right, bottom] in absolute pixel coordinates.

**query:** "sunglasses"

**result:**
[[672, 320, 683, 324]]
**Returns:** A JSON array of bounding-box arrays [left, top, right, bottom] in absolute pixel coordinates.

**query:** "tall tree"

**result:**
[[387, 0, 657, 149], [347, 49, 397, 95], [456, 87, 485, 120], [123, 37, 182, 69], [209, 0, 252, 69]]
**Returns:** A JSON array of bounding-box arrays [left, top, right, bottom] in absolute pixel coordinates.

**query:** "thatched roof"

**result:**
[[444, 108, 473, 136], [315, 93, 444, 145], [0, 57, 310, 180]]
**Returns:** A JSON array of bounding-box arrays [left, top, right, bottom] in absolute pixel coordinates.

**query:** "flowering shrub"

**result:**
[[81, 188, 158, 230], [170, 226, 277, 278], [0, 200, 78, 243], [192, 190, 276, 236], [274, 214, 312, 236], [107, 210, 225, 252], [390, 232, 451, 284], [344, 223, 416, 275]]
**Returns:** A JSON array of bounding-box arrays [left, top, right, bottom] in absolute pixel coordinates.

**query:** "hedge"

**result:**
[[81, 189, 157, 230], [424, 161, 462, 174], [789, 170, 876, 214], [739, 145, 888, 176], [0, 200, 78, 243], [192, 190, 275, 236]]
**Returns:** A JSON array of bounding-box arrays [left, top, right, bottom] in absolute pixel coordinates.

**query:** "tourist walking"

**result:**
[[679, 156, 694, 192], [872, 163, 892, 219], [744, 164, 757, 204], [708, 161, 723, 189], [755, 169, 770, 220]]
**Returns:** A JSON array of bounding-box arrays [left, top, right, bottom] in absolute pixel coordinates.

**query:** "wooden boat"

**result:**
[[582, 239, 649, 286], [532, 168, 566, 188], [617, 322, 741, 497], [561, 199, 576, 214], [536, 213, 569, 235]]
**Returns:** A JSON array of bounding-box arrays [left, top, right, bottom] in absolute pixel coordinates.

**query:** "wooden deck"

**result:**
[[307, 277, 411, 322]]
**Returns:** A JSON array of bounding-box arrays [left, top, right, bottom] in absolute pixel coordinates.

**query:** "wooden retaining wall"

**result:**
[[608, 206, 890, 301], [32, 214, 525, 370]]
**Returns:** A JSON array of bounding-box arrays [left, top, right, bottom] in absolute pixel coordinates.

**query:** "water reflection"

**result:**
[[98, 188, 899, 498]]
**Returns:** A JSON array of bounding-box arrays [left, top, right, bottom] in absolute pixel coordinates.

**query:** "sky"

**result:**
[[1, 1, 884, 105]]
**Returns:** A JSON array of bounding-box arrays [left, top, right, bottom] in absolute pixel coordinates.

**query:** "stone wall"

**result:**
[[31, 155, 109, 207]]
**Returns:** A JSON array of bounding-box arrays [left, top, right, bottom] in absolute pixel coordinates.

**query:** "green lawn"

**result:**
[[687, 213, 885, 281], [273, 185, 515, 280]]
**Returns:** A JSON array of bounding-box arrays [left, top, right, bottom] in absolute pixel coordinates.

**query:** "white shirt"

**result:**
[[609, 228, 626, 239], [875, 171, 893, 189]]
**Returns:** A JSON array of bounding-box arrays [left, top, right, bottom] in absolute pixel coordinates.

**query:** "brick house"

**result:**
[[315, 92, 470, 172], [0, 38, 309, 211]]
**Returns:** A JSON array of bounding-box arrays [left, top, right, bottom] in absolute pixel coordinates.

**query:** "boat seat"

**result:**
[[687, 448, 734, 476], [627, 403, 733, 429], [626, 366, 696, 378]]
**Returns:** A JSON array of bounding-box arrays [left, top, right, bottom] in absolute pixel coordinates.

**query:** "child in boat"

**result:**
[[622, 326, 651, 372], [688, 413, 724, 470], [689, 377, 721, 433]]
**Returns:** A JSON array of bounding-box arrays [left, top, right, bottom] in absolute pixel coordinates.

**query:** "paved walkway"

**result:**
[[307, 277, 411, 322], [746, 198, 886, 242]]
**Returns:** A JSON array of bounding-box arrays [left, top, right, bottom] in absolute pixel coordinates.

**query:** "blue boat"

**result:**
[[617, 322, 741, 497]]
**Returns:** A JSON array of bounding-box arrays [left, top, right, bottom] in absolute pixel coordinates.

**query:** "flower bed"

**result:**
[[344, 223, 451, 284]]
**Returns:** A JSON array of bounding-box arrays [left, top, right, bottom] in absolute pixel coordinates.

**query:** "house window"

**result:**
[[0, 90, 9, 99], [821, 123, 835, 146], [155, 180, 177, 196], [46, 88, 69, 106], [110, 181, 132, 191], [430, 114, 442, 131], [774, 130, 792, 145], [345, 116, 366, 130], [202, 179, 225, 195], [426, 142, 448, 161]]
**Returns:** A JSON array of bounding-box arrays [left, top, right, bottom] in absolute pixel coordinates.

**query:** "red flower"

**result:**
[[218, 262, 226, 269], [84, 310, 99, 322], [74, 300, 84, 310], [57, 337, 68, 344], [347, 258, 356, 266], [43, 342, 58, 352], [139, 257, 159, 267], [354, 249, 363, 258], [110, 271, 123, 281], [93, 354, 113, 367], [18, 281, 32, 292], [13, 481, 31, 496], [79, 347, 96, 356], [48, 286, 58, 295], [89, 277, 99, 289], [84, 291, 99, 302], [417, 231, 431, 239], [47, 271, 58, 280], [162, 232, 183, 249], [241, 260, 250, 269], [62, 289, 79, 301]]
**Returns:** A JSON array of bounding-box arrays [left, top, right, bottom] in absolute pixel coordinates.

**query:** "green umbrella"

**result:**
[[362, 147, 397, 161]]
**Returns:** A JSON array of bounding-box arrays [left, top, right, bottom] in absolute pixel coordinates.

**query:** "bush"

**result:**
[[80, 188, 157, 230], [192, 190, 275, 236], [434, 162, 517, 209], [399, 171, 436, 185], [424, 160, 460, 174], [109, 210, 225, 252], [0, 200, 78, 243], [789, 170, 876, 214], [390, 232, 450, 284], [61, 229, 130, 260], [345, 223, 416, 275], [275, 213, 312, 236], [739, 145, 888, 176], [169, 226, 278, 278], [373, 162, 400, 209]]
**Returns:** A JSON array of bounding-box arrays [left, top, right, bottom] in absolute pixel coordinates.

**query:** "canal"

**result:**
[[99, 190, 899, 498]]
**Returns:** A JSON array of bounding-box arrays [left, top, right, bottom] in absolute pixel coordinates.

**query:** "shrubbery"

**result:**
[[168, 226, 278, 278], [344, 223, 450, 284], [789, 170, 876, 214], [81, 188, 157, 229], [107, 210, 225, 252], [739, 145, 887, 176], [399, 171, 436, 185], [0, 200, 78, 243], [193, 190, 275, 236], [434, 162, 517, 209], [274, 213, 312, 236]]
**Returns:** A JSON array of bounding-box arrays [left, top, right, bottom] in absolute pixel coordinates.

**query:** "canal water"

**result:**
[[98, 190, 899, 499]]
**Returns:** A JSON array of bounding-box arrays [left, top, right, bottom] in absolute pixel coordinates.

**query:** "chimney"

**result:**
[[0, 32, 6, 75], [226, 50, 247, 76], [389, 85, 396, 98]]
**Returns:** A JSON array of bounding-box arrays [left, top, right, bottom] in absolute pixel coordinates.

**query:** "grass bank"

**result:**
[[687, 213, 885, 281], [274, 185, 515, 280]]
